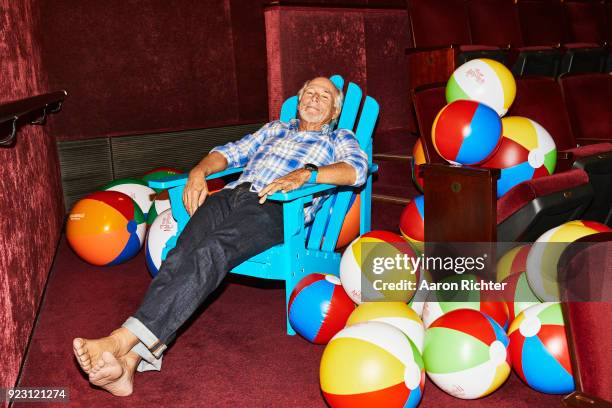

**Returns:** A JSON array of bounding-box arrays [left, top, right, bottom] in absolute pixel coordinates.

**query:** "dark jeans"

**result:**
[[132, 183, 284, 347]]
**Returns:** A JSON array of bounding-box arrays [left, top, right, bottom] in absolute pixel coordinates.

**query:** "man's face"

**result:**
[[298, 77, 339, 129]]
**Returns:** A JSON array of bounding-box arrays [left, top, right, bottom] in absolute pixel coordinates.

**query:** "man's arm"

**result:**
[[184, 151, 228, 216], [183, 122, 276, 215], [258, 130, 368, 203]]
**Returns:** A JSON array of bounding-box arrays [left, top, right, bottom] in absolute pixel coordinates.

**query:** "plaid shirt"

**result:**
[[210, 119, 369, 223]]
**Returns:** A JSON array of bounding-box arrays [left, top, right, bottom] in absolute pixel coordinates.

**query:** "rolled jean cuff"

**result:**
[[122, 316, 167, 358], [131, 343, 163, 372]]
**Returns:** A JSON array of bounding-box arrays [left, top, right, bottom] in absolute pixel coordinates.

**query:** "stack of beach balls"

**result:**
[[401, 58, 558, 248], [287, 218, 611, 407], [65, 167, 224, 273]]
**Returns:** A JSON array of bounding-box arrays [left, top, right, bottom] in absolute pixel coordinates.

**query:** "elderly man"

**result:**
[[72, 77, 368, 396]]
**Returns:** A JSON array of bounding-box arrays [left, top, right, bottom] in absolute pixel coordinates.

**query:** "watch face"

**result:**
[[305, 163, 318, 172]]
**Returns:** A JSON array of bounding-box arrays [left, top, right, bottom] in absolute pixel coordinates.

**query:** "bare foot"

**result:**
[[73, 328, 138, 374], [89, 351, 140, 397]]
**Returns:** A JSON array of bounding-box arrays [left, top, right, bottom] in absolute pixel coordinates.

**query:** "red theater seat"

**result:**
[[560, 73, 612, 144], [561, 233, 612, 406], [406, 0, 508, 91], [506, 76, 612, 225]]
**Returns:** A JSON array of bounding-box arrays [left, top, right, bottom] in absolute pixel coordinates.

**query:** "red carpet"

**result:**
[[16, 237, 564, 407]]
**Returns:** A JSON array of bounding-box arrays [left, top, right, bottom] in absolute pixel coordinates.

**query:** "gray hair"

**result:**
[[297, 79, 344, 128]]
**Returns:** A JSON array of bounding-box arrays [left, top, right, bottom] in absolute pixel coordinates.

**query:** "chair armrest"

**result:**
[[148, 167, 245, 189], [267, 163, 378, 202]]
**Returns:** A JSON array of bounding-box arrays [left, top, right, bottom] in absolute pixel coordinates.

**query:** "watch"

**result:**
[[304, 163, 319, 183]]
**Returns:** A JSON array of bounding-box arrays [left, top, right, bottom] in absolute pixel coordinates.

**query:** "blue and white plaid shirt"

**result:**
[[210, 119, 369, 223]]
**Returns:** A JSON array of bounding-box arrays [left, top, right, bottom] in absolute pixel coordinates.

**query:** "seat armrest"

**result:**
[[268, 164, 378, 202], [148, 167, 245, 189]]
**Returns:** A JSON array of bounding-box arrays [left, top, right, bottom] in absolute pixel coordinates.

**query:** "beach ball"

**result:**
[[423, 308, 511, 399], [67, 191, 146, 266], [496, 244, 531, 282], [497, 245, 540, 321], [526, 220, 611, 301], [411, 139, 426, 192], [399, 195, 424, 253], [346, 302, 425, 352], [432, 100, 502, 165], [446, 58, 516, 116], [480, 117, 557, 197], [408, 268, 433, 317], [142, 167, 183, 193], [321, 321, 425, 408], [422, 274, 509, 330], [322, 193, 361, 249], [146, 190, 172, 225], [288, 273, 355, 344], [102, 178, 156, 218], [508, 302, 574, 394], [340, 231, 419, 304], [145, 208, 178, 277]]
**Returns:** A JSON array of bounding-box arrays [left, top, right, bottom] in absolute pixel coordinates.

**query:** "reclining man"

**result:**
[[72, 77, 369, 396]]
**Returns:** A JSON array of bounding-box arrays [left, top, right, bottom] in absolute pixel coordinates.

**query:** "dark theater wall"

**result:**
[[0, 0, 64, 391], [38, 0, 269, 141]]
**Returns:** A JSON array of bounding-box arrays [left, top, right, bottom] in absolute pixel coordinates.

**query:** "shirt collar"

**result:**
[[289, 118, 332, 136]]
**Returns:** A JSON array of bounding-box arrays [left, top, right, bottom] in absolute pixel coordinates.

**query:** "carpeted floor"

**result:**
[[16, 237, 564, 407]]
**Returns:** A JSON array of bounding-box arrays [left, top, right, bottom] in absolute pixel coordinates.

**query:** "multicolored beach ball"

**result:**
[[432, 100, 502, 165], [102, 178, 156, 218], [411, 139, 426, 192], [67, 191, 146, 266], [446, 58, 516, 117], [480, 117, 557, 197], [288, 273, 355, 344], [423, 308, 511, 399], [321, 321, 425, 408], [497, 245, 541, 321], [399, 195, 424, 252], [346, 302, 425, 352], [508, 302, 574, 394], [526, 220, 611, 301], [146, 190, 172, 225], [422, 274, 510, 330], [145, 208, 178, 277], [340, 231, 419, 304]]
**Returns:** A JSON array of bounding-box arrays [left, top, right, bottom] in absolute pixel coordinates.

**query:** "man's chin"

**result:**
[[298, 111, 325, 125]]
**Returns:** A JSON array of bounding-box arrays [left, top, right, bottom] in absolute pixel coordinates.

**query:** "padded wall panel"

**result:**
[[264, 6, 414, 134], [57, 138, 113, 210], [57, 124, 263, 211], [110, 123, 264, 179], [0, 0, 64, 392], [38, 0, 268, 141]]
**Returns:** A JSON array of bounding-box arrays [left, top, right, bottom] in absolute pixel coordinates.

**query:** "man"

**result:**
[[72, 77, 368, 396]]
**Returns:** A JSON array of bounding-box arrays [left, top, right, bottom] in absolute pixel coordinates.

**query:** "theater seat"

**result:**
[[412, 84, 595, 241], [508, 76, 612, 225], [406, 0, 508, 90], [561, 233, 612, 406], [561, 1, 607, 75], [496, 169, 592, 241], [560, 73, 612, 145]]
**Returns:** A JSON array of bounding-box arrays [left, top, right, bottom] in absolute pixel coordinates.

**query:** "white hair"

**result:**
[[297, 79, 344, 128]]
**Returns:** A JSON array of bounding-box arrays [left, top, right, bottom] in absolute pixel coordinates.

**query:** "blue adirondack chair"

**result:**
[[149, 75, 379, 335]]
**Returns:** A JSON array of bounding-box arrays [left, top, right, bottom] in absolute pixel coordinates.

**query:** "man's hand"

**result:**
[[258, 169, 311, 204], [183, 169, 209, 216]]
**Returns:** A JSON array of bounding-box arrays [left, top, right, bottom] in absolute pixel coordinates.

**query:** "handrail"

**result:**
[[0, 90, 67, 147]]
